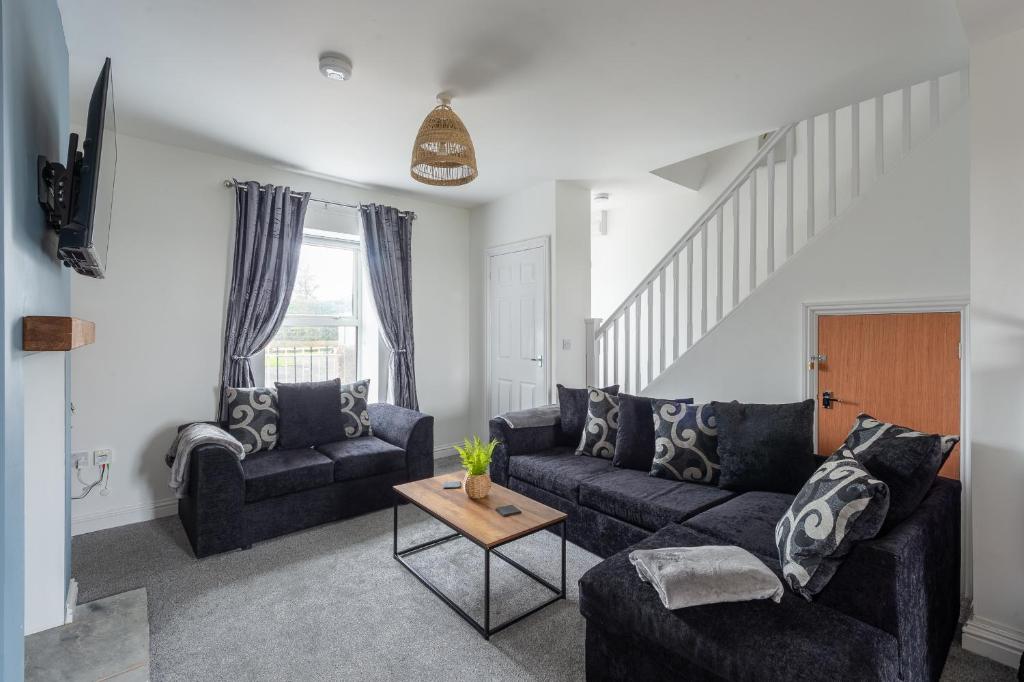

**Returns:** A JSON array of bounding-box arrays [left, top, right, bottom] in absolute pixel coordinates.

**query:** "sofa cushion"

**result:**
[[650, 401, 719, 484], [339, 379, 373, 439], [316, 436, 405, 482], [508, 448, 613, 500], [241, 448, 335, 503], [713, 400, 817, 494], [776, 452, 890, 600], [577, 388, 620, 458], [579, 469, 736, 531], [684, 491, 796, 561], [275, 379, 344, 448], [557, 383, 619, 445], [578, 523, 900, 682], [224, 386, 279, 454], [613, 394, 693, 471]]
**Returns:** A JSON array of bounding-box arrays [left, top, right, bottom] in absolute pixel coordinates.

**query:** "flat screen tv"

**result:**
[[38, 58, 116, 278]]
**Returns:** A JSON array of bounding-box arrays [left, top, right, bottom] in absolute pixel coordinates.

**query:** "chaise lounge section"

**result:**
[[490, 407, 961, 681]]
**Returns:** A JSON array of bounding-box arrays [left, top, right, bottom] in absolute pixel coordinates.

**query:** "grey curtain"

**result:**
[[218, 181, 310, 421], [359, 204, 419, 410]]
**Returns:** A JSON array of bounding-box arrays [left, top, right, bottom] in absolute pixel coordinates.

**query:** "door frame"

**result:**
[[484, 236, 552, 420], [802, 296, 971, 599]]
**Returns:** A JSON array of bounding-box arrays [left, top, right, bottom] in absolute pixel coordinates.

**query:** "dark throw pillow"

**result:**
[[339, 379, 372, 439], [576, 387, 620, 459], [558, 383, 619, 445], [836, 413, 957, 525], [224, 386, 279, 454], [613, 394, 694, 471], [775, 451, 890, 600], [649, 401, 719, 484], [275, 378, 344, 449], [714, 399, 817, 494]]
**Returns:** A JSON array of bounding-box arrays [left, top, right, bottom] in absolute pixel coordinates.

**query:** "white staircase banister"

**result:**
[[596, 122, 797, 337]]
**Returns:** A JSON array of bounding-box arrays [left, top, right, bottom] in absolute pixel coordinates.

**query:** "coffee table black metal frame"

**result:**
[[392, 500, 566, 640]]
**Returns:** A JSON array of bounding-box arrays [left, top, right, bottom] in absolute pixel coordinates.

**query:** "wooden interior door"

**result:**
[[816, 312, 961, 479]]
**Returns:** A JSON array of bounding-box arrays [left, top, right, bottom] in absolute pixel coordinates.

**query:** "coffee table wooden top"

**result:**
[[394, 473, 567, 549]]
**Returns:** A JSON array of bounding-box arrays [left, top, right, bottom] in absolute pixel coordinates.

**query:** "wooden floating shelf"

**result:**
[[23, 316, 95, 352]]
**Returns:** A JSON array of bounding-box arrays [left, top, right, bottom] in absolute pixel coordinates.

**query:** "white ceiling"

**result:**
[[58, 0, 968, 207]]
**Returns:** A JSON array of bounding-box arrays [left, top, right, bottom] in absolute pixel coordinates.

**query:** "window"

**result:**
[[263, 231, 362, 386]]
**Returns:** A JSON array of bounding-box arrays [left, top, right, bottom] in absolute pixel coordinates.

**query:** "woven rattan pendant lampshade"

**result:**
[[410, 94, 478, 186]]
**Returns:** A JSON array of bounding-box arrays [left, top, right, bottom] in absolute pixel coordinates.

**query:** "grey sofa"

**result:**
[[489, 408, 960, 681], [178, 403, 433, 558]]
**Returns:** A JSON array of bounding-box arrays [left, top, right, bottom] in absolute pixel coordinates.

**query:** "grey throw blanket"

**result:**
[[496, 404, 560, 429], [166, 423, 244, 499], [629, 545, 784, 610]]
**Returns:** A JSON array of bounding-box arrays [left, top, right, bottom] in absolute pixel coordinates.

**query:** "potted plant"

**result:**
[[455, 436, 498, 499]]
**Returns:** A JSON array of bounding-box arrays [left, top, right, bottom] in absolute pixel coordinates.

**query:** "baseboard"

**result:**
[[433, 442, 458, 460], [963, 615, 1024, 669], [72, 497, 178, 536]]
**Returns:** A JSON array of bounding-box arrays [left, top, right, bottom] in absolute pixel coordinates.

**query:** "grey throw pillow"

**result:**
[[224, 387, 279, 454], [836, 413, 958, 526], [775, 451, 890, 600], [650, 401, 719, 484], [340, 379, 372, 439], [576, 387, 620, 459]]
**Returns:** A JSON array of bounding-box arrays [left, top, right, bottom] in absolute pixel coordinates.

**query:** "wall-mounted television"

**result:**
[[37, 57, 116, 279]]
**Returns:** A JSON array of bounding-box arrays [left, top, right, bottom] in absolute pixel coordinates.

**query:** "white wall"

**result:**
[[24, 352, 67, 634], [467, 181, 591, 435], [961, 26, 1024, 668], [645, 106, 969, 403], [70, 133, 471, 534]]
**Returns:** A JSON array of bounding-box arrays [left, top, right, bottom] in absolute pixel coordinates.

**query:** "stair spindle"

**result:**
[[766, 144, 776, 275], [686, 242, 694, 348], [716, 207, 724, 322], [806, 117, 815, 239], [672, 252, 680, 360], [875, 95, 884, 178], [732, 192, 740, 307], [852, 102, 860, 199], [658, 271, 666, 373], [749, 173, 757, 293], [786, 127, 795, 258], [646, 282, 654, 387], [828, 110, 837, 219], [700, 223, 708, 336]]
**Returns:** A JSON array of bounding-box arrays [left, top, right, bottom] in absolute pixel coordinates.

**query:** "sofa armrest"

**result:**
[[181, 443, 245, 558], [368, 402, 434, 481], [815, 477, 961, 682], [488, 407, 563, 486]]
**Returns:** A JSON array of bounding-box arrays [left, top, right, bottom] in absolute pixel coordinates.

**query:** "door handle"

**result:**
[[822, 391, 843, 409], [530, 355, 544, 367]]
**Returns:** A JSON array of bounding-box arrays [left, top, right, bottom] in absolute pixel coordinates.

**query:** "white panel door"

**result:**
[[488, 243, 548, 418]]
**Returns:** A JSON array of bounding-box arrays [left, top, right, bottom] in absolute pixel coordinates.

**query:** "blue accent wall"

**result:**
[[0, 0, 69, 678]]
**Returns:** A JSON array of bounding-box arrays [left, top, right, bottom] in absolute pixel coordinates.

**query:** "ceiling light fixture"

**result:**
[[318, 53, 353, 81], [410, 93, 478, 187]]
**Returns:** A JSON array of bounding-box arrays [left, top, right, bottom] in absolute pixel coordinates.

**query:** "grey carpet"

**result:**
[[72, 458, 1017, 681]]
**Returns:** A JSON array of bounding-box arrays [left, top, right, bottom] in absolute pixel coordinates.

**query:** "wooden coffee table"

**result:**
[[393, 472, 567, 640]]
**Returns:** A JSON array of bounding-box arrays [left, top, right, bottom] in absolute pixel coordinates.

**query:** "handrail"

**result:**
[[595, 122, 797, 336]]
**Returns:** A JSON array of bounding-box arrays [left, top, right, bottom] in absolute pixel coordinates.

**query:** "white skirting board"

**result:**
[[963, 615, 1024, 669], [74, 445, 461, 535], [72, 498, 178, 536]]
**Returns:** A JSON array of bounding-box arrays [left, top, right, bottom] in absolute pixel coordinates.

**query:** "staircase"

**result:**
[[585, 71, 969, 393]]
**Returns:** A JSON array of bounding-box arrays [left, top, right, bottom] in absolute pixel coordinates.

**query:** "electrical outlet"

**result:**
[[72, 451, 90, 469], [93, 449, 113, 466]]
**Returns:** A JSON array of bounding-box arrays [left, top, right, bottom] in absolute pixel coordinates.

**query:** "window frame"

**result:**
[[255, 231, 364, 386]]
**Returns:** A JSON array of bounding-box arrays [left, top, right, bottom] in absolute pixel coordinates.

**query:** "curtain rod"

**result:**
[[223, 180, 416, 219]]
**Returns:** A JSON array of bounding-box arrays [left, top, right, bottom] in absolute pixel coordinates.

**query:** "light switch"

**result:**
[[562, 339, 572, 350]]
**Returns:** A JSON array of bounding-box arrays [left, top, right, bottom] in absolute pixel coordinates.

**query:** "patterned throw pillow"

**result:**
[[650, 401, 719, 484], [775, 452, 890, 600], [836, 413, 957, 525], [839, 413, 959, 465], [224, 387, 279, 454], [340, 379, 372, 439], [576, 387, 620, 459]]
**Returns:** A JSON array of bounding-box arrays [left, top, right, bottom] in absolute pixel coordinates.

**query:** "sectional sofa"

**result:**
[[489, 408, 960, 682]]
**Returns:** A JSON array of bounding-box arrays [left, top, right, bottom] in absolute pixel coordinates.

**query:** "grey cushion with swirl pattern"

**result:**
[[775, 451, 890, 600], [339, 379, 372, 439], [649, 401, 719, 484], [576, 387, 620, 459], [225, 387, 279, 454]]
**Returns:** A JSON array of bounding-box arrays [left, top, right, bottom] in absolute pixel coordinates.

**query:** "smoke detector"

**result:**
[[318, 53, 353, 81]]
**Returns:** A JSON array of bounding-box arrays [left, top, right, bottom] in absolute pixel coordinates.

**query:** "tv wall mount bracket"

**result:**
[[37, 132, 81, 233]]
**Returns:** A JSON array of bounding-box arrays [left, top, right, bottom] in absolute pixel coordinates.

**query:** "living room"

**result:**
[[3, 0, 1023, 680]]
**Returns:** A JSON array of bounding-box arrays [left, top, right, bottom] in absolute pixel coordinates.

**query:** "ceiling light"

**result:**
[[410, 94, 478, 187], [318, 53, 352, 81], [593, 192, 610, 205]]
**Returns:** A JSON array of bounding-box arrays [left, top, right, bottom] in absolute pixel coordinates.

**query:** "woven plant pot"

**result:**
[[464, 473, 491, 500]]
